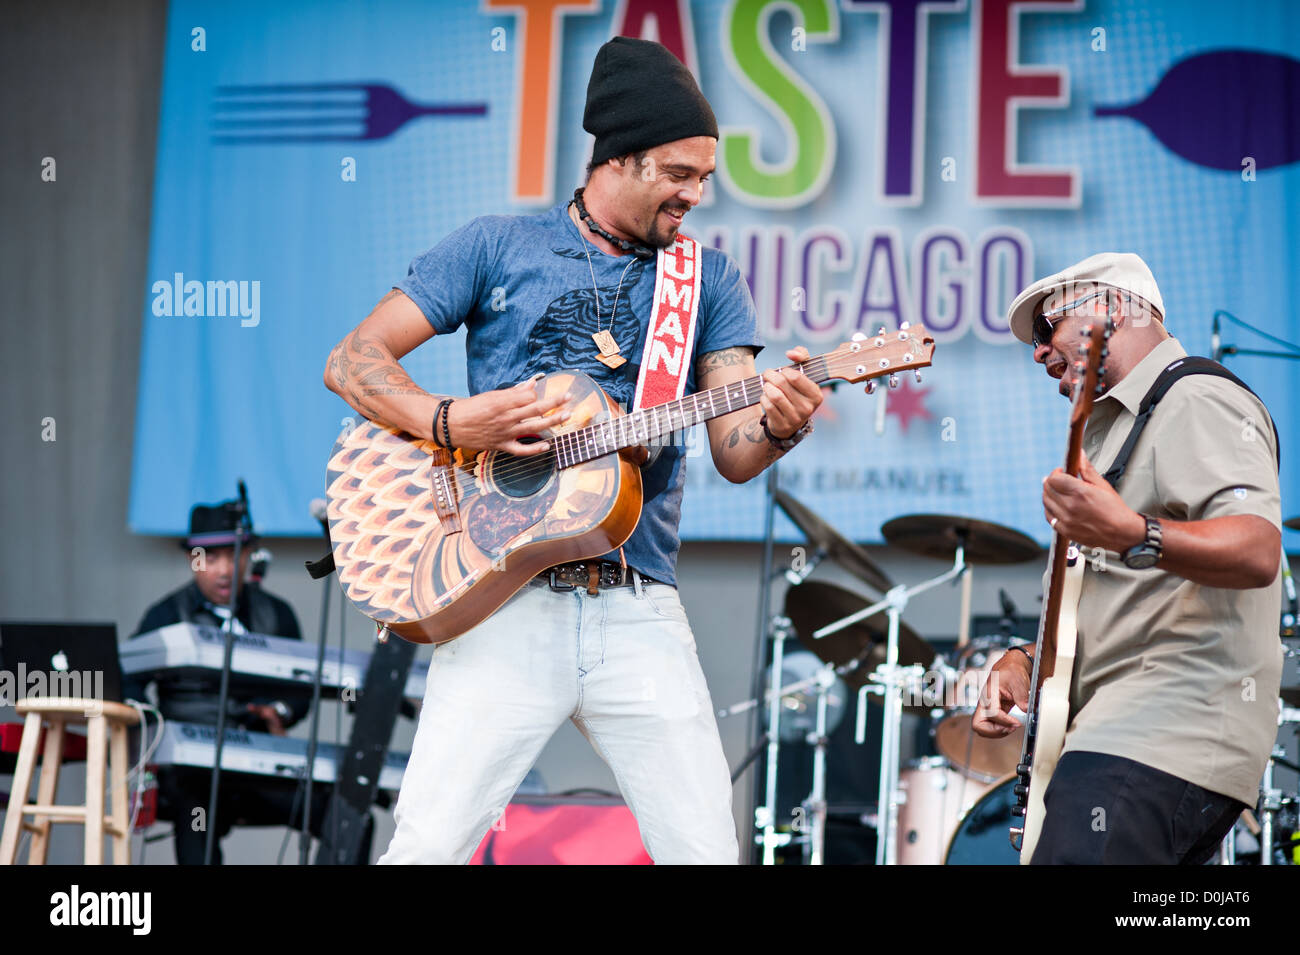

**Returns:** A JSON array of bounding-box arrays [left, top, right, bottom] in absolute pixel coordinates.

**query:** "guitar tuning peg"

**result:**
[[851, 332, 867, 342], [864, 380, 876, 395], [877, 326, 887, 336], [888, 373, 900, 389], [913, 370, 923, 384], [1077, 343, 1088, 355], [899, 320, 910, 330], [1080, 327, 1089, 337]]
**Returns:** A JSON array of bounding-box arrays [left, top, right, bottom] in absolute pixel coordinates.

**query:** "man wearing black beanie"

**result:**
[[326, 37, 823, 865]]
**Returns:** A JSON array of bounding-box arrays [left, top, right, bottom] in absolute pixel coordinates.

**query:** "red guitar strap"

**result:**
[[633, 235, 702, 411]]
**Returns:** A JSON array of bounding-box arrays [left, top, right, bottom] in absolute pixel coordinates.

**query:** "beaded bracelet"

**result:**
[[439, 398, 454, 450], [432, 398, 453, 448]]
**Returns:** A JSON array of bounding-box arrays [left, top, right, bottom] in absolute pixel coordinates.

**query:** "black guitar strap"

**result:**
[[1102, 356, 1280, 490]]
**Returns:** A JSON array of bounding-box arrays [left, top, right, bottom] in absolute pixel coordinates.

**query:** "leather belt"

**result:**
[[536, 560, 653, 595]]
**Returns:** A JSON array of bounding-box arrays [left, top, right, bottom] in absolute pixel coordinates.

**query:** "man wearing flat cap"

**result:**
[[326, 37, 823, 864], [129, 499, 324, 864], [973, 253, 1284, 864]]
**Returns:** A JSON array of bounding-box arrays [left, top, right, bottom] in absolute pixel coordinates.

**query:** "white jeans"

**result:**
[[377, 576, 739, 864]]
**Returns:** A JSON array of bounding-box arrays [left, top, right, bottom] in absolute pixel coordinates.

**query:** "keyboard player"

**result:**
[[127, 500, 340, 864]]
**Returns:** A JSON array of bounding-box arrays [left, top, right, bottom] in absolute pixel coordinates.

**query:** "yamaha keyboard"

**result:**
[[121, 622, 429, 699], [149, 721, 410, 790]]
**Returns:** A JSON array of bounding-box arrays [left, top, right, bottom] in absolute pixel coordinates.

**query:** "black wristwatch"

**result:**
[[1122, 514, 1163, 569]]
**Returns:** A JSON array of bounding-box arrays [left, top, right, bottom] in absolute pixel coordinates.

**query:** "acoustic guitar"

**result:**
[[325, 327, 935, 644], [1011, 317, 1112, 862]]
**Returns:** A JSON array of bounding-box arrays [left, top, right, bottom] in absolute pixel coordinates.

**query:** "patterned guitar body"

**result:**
[[325, 370, 641, 644]]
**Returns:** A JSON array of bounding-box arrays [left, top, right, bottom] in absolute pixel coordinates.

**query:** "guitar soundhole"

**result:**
[[489, 441, 555, 498]]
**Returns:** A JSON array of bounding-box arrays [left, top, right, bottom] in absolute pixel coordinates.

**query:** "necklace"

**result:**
[[570, 201, 639, 369], [571, 188, 657, 260]]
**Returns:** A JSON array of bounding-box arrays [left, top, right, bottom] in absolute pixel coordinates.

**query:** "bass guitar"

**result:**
[[1010, 316, 1112, 862], [326, 327, 935, 644]]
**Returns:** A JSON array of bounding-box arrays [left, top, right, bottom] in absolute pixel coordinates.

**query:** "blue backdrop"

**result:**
[[131, 0, 1300, 550]]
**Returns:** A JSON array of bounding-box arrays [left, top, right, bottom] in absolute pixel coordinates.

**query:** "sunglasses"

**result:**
[[1031, 289, 1113, 348]]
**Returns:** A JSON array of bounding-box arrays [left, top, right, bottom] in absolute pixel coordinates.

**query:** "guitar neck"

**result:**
[[550, 356, 834, 468]]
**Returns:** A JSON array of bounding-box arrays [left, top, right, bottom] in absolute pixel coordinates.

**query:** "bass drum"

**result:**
[[944, 774, 1023, 865]]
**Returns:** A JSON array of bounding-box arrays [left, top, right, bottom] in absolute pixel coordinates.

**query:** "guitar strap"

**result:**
[[1102, 356, 1280, 489], [632, 234, 703, 411]]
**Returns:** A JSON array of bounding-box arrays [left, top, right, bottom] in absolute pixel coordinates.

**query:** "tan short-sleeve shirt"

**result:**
[[1061, 337, 1284, 805]]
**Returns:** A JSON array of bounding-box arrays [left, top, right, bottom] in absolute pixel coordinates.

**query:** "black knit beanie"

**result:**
[[583, 37, 718, 166]]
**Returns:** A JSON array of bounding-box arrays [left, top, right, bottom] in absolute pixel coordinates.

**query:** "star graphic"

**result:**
[[884, 376, 934, 434]]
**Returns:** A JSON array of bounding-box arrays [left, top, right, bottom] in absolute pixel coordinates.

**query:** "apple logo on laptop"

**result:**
[[51, 650, 69, 672]]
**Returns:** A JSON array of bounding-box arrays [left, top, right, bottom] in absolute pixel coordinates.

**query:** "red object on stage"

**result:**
[[0, 721, 88, 762], [470, 795, 652, 865]]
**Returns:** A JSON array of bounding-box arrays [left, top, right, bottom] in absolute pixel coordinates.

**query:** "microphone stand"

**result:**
[[299, 503, 337, 864], [204, 480, 252, 866], [747, 462, 780, 864]]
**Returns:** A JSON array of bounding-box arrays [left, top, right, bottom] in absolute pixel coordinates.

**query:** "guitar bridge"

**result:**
[[430, 456, 462, 534]]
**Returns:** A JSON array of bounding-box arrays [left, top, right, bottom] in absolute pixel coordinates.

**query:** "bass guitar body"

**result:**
[[325, 370, 641, 645], [1017, 547, 1082, 863]]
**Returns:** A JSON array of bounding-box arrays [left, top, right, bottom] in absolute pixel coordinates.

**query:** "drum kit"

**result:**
[[721, 489, 1043, 865], [724, 500, 1300, 865]]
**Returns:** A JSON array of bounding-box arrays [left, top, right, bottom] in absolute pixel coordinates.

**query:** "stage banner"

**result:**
[[131, 0, 1300, 548]]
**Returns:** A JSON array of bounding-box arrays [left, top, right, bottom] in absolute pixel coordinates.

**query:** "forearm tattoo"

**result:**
[[327, 291, 427, 419]]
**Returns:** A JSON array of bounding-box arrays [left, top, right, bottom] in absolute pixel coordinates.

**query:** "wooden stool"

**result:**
[[0, 698, 140, 865]]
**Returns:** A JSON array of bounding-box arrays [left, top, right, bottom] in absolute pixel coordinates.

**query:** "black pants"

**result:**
[[1030, 751, 1248, 865], [158, 766, 373, 865]]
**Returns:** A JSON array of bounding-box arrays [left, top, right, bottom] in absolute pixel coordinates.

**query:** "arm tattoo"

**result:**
[[327, 291, 428, 419], [696, 346, 754, 378]]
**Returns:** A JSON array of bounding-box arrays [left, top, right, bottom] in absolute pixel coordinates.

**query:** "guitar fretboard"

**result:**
[[551, 356, 833, 469]]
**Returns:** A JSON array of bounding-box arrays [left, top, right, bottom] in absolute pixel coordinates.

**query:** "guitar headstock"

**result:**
[[1068, 319, 1113, 426], [821, 324, 936, 393]]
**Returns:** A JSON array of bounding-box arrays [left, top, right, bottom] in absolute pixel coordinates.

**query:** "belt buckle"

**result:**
[[548, 567, 575, 592]]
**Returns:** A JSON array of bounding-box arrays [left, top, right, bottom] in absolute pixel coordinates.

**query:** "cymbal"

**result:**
[[775, 489, 893, 592], [783, 581, 936, 701], [881, 513, 1042, 565], [1284, 516, 1300, 532]]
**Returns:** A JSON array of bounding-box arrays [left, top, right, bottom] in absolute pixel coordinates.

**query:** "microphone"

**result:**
[[998, 588, 1018, 637], [1211, 312, 1221, 361], [310, 498, 331, 539], [249, 548, 272, 584], [784, 548, 826, 586]]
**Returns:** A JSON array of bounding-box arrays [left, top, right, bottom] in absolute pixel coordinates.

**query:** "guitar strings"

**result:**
[[458, 358, 833, 486], [426, 352, 893, 490]]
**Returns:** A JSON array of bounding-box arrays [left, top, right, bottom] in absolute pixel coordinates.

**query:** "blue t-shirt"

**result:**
[[396, 203, 763, 586]]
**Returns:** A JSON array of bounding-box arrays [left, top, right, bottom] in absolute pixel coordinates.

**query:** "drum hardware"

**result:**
[[721, 633, 867, 865], [813, 547, 966, 865], [774, 489, 894, 594], [881, 514, 1042, 649]]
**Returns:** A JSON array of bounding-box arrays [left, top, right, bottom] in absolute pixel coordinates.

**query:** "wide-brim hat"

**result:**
[[1006, 252, 1165, 344]]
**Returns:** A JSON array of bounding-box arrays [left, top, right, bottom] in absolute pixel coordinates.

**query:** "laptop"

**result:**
[[0, 621, 124, 705]]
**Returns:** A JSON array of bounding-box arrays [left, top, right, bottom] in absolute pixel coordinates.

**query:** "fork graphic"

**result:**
[[212, 82, 488, 144]]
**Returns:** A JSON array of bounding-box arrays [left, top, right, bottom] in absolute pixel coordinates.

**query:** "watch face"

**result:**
[[1124, 549, 1159, 569]]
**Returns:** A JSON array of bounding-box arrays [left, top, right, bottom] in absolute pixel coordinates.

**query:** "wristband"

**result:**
[[1009, 645, 1033, 663], [440, 398, 454, 450], [759, 414, 812, 451], [432, 398, 453, 448]]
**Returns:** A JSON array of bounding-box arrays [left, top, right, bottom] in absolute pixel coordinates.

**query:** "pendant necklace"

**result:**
[[569, 198, 639, 369]]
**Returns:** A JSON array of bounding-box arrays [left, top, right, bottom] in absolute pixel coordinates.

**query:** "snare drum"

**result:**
[[934, 638, 1026, 781], [896, 756, 993, 865]]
